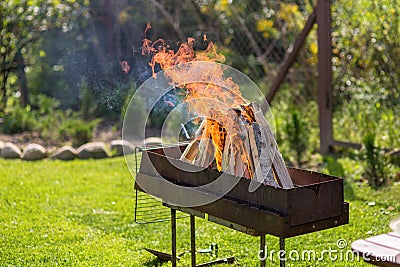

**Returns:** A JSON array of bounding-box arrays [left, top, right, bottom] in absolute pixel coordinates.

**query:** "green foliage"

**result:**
[[31, 95, 66, 140], [332, 0, 400, 108], [327, 0, 400, 156], [59, 118, 100, 147], [80, 79, 97, 121], [27, 51, 69, 102], [1, 93, 100, 147], [0, 0, 89, 108], [0, 0, 399, 164], [271, 85, 319, 167], [197, 0, 317, 83], [332, 0, 400, 157], [118, 86, 137, 127], [2, 105, 36, 134], [285, 107, 309, 167], [334, 101, 400, 150], [33, 93, 60, 114], [362, 131, 391, 187], [2, 94, 62, 134]]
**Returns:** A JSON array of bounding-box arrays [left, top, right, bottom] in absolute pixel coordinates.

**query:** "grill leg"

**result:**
[[171, 209, 177, 267], [190, 215, 196, 267], [279, 238, 285, 267], [260, 235, 266, 267]]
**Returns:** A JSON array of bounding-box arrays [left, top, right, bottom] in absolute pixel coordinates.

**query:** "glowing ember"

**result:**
[[119, 61, 130, 73]]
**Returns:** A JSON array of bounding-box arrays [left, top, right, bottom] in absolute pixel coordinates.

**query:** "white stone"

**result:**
[[390, 217, 400, 234], [76, 142, 110, 159], [110, 140, 134, 156], [1, 142, 22, 159], [50, 146, 76, 160], [0, 141, 4, 154], [144, 137, 163, 147], [22, 144, 47, 161], [389, 148, 400, 157]]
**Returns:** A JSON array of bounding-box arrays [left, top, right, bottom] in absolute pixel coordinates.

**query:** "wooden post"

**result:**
[[317, 0, 333, 153]]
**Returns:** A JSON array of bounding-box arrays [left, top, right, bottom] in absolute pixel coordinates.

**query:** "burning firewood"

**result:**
[[180, 102, 294, 189], [251, 103, 294, 189], [180, 140, 199, 163], [142, 33, 294, 189], [193, 137, 214, 168], [247, 122, 277, 186]]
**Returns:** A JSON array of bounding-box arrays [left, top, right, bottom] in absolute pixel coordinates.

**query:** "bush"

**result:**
[[32, 94, 60, 115], [1, 93, 104, 146], [362, 131, 391, 187], [80, 80, 97, 121], [30, 95, 64, 141], [58, 118, 100, 146], [2, 105, 36, 134], [284, 107, 309, 167]]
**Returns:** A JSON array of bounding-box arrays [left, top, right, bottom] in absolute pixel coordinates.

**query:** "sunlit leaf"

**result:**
[[309, 43, 318, 55], [256, 19, 273, 32]]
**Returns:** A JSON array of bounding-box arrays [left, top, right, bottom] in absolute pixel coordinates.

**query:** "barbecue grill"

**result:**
[[134, 143, 349, 266]]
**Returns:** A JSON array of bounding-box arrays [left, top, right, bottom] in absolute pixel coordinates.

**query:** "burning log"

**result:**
[[221, 134, 233, 173], [247, 123, 277, 186], [193, 138, 214, 168], [180, 140, 200, 163], [141, 33, 293, 188], [251, 103, 293, 189], [180, 102, 294, 188]]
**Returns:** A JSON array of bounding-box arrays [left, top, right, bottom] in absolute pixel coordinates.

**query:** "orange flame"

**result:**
[[143, 30, 255, 177]]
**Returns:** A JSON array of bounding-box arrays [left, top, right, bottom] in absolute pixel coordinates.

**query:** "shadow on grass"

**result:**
[[322, 154, 396, 206], [323, 154, 358, 201], [143, 258, 168, 267], [343, 179, 357, 201]]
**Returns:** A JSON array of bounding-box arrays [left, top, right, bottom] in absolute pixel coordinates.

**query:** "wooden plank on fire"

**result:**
[[238, 121, 255, 180], [195, 119, 207, 138], [226, 108, 251, 178], [180, 139, 200, 163], [250, 103, 294, 189], [234, 145, 249, 178], [247, 124, 262, 182], [194, 137, 214, 168], [192, 120, 215, 168], [222, 135, 232, 173], [247, 123, 278, 186], [228, 145, 235, 175]]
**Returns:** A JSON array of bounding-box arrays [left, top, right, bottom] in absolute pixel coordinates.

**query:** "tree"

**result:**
[[0, 0, 88, 108], [332, 0, 400, 108]]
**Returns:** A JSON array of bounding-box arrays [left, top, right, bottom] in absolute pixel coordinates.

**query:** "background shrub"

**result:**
[[2, 105, 36, 134], [59, 118, 101, 147], [362, 131, 392, 187]]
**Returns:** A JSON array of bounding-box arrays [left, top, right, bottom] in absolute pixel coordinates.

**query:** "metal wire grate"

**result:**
[[134, 190, 172, 224], [134, 145, 188, 224]]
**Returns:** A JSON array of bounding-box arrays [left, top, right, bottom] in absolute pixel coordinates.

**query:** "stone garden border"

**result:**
[[0, 137, 163, 161]]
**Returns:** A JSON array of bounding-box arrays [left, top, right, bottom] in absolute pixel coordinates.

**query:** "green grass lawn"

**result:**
[[0, 157, 399, 266]]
